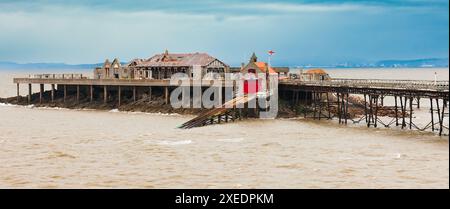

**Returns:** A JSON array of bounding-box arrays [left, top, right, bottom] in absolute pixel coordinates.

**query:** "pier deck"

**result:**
[[13, 78, 234, 87], [280, 78, 449, 98]]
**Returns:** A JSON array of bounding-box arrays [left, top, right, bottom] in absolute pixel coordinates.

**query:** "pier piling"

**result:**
[[165, 86, 169, 104], [39, 84, 43, 104], [104, 85, 108, 103], [28, 83, 32, 104], [430, 98, 435, 131], [76, 85, 80, 103], [394, 96, 399, 126], [51, 84, 55, 102], [148, 87, 152, 101], [409, 96, 413, 129], [63, 85, 67, 103], [16, 83, 19, 103], [90, 85, 93, 102], [118, 86, 122, 106]]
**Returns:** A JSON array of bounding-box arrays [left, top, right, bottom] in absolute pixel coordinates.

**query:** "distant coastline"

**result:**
[[1, 58, 448, 70]]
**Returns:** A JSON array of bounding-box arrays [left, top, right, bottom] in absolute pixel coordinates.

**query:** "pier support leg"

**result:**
[[16, 83, 20, 103], [436, 99, 442, 136], [342, 93, 346, 124], [439, 100, 446, 136], [90, 85, 93, 102], [345, 93, 349, 124], [409, 97, 413, 129], [63, 85, 67, 103], [28, 83, 32, 104], [165, 86, 169, 105], [368, 95, 373, 127], [416, 97, 420, 109], [374, 95, 378, 128], [76, 85, 80, 103], [39, 84, 43, 104], [133, 86, 136, 102], [318, 93, 323, 120], [430, 98, 435, 131], [51, 84, 55, 102], [303, 91, 307, 118], [148, 87, 152, 101], [291, 91, 294, 108], [312, 92, 317, 119], [337, 93, 341, 124], [118, 86, 121, 106], [326, 93, 331, 119], [394, 96, 398, 126], [104, 85, 108, 103], [364, 94, 368, 123], [402, 97, 407, 129]]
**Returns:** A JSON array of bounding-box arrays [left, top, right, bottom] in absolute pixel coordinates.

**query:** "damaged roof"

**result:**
[[135, 51, 224, 68]]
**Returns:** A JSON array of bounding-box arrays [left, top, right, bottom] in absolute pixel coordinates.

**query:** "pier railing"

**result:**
[[30, 74, 86, 79], [281, 78, 449, 91]]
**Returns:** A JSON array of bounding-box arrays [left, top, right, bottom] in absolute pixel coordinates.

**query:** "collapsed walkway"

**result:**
[[179, 95, 257, 129]]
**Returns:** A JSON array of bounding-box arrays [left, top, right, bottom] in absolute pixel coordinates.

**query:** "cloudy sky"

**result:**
[[0, 0, 448, 66]]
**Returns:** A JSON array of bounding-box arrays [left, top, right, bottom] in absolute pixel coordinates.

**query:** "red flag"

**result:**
[[268, 50, 275, 56]]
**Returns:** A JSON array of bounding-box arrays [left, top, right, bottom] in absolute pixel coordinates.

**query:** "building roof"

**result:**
[[136, 51, 222, 68], [103, 59, 111, 68], [305, 69, 328, 75], [255, 62, 277, 74], [273, 67, 289, 73]]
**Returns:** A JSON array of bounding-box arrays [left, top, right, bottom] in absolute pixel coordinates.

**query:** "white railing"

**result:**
[[281, 78, 449, 91], [30, 74, 86, 79]]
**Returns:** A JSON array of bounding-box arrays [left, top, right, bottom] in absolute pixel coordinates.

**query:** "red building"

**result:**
[[240, 53, 278, 94]]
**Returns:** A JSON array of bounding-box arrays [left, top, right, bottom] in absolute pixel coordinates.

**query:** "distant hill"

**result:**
[[299, 58, 449, 68], [0, 61, 101, 70], [0, 61, 127, 70], [1, 58, 448, 70], [375, 58, 449, 68]]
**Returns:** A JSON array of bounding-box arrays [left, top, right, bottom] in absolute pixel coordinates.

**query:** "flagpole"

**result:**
[[266, 51, 272, 96]]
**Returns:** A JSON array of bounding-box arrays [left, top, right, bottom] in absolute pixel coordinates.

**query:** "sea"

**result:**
[[0, 68, 448, 188]]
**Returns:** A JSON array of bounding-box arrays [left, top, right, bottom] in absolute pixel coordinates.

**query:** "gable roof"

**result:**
[[111, 58, 121, 68], [103, 59, 111, 68], [255, 62, 277, 74], [305, 69, 328, 75], [136, 52, 224, 68]]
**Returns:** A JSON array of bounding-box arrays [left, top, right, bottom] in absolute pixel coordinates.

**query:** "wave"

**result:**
[[0, 102, 17, 107], [108, 108, 181, 116], [216, 138, 244, 143], [0, 102, 35, 108], [155, 140, 192, 146], [1, 103, 181, 117]]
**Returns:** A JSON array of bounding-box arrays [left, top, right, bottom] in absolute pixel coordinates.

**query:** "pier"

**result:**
[[14, 74, 233, 106], [279, 78, 449, 135], [12, 74, 449, 135]]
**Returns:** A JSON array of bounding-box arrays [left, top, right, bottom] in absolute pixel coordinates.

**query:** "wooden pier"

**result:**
[[280, 78, 449, 135], [14, 74, 233, 106], [12, 75, 450, 135]]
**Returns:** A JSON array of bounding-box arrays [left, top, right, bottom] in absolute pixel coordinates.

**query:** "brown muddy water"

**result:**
[[0, 69, 448, 188]]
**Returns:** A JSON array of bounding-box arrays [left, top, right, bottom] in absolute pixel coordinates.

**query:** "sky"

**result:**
[[0, 0, 448, 66]]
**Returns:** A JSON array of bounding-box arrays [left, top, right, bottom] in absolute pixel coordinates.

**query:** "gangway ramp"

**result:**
[[179, 95, 256, 129]]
